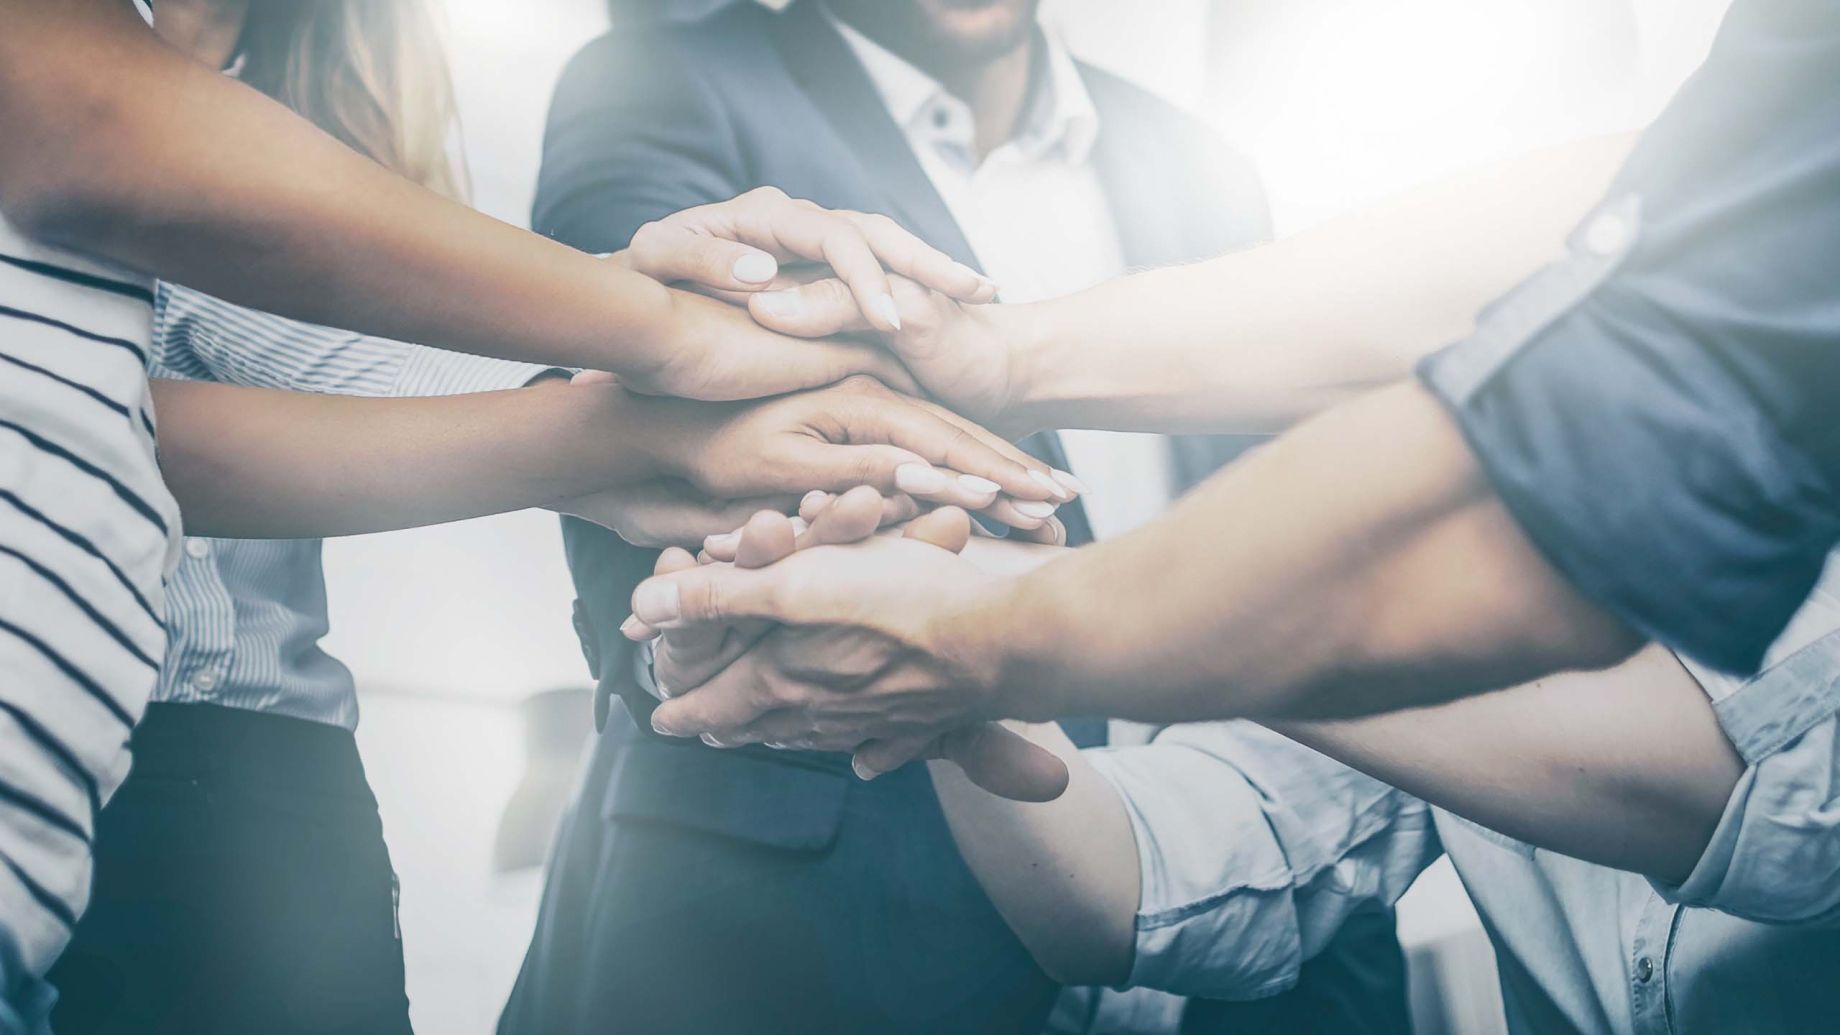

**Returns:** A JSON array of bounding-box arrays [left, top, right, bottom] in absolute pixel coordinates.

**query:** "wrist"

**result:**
[[939, 565, 1080, 724], [562, 382, 675, 488], [987, 301, 1062, 439]]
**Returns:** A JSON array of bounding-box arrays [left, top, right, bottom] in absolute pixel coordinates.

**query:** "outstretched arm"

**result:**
[[750, 134, 1633, 436], [0, 0, 992, 400]]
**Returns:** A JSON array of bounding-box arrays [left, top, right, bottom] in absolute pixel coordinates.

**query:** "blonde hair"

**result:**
[[238, 0, 468, 199]]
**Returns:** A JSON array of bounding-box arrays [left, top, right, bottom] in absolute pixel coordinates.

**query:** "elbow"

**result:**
[[1017, 907, 1136, 987], [0, 79, 148, 256]]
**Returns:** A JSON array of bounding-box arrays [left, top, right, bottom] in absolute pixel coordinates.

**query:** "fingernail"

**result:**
[[801, 489, 830, 509], [704, 531, 739, 551], [632, 581, 681, 625], [1051, 469, 1088, 495], [953, 262, 986, 284], [788, 517, 810, 535], [852, 757, 882, 781], [1029, 469, 1071, 500], [895, 463, 949, 495], [619, 615, 647, 639], [754, 290, 805, 318], [957, 474, 1001, 495], [764, 741, 787, 751], [651, 714, 681, 736], [1013, 500, 1057, 519], [871, 293, 903, 331], [700, 733, 727, 749], [732, 252, 778, 284]]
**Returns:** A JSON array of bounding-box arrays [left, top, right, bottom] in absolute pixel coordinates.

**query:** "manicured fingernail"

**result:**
[[895, 463, 949, 495], [619, 615, 647, 639], [871, 293, 903, 330], [788, 517, 810, 535], [957, 474, 1000, 495], [732, 252, 778, 284], [633, 581, 681, 625], [764, 741, 787, 750], [652, 714, 680, 736], [852, 757, 882, 781], [754, 290, 805, 318], [1029, 469, 1071, 500], [1051, 469, 1087, 495], [1013, 501, 1057, 519]]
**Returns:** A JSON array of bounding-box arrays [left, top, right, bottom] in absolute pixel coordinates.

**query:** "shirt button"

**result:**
[[1583, 211, 1633, 256], [933, 107, 951, 129], [1634, 956, 1654, 983], [190, 669, 219, 692], [184, 538, 211, 560]]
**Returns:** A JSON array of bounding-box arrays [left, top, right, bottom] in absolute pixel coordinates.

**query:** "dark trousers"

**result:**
[[48, 703, 413, 1035]]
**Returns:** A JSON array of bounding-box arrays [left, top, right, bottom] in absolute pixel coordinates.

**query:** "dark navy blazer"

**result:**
[[502, 3, 1407, 1033]]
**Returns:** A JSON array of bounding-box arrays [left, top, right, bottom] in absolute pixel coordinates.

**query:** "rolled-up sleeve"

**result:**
[[1417, 0, 1840, 675], [1654, 555, 1840, 924], [1082, 722, 1439, 1001], [154, 283, 555, 397]]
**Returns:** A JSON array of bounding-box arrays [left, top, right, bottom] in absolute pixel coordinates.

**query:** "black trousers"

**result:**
[[48, 703, 413, 1035]]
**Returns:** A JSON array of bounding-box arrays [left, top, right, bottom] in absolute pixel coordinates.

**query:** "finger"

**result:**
[[625, 219, 781, 291], [571, 370, 618, 386], [734, 509, 799, 569], [798, 490, 835, 524], [836, 211, 997, 303], [850, 734, 934, 780], [806, 395, 1054, 504], [896, 394, 1069, 502], [901, 506, 973, 553], [745, 278, 870, 339], [648, 651, 785, 738], [879, 494, 923, 528], [727, 202, 902, 332], [937, 725, 1072, 802], [982, 495, 1060, 531], [1008, 515, 1068, 546], [797, 485, 886, 548]]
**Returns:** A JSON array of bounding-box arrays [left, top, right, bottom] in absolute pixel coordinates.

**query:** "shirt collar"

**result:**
[[826, 6, 1100, 167]]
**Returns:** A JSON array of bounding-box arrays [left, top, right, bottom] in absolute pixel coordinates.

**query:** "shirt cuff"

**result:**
[[393, 346, 562, 396]]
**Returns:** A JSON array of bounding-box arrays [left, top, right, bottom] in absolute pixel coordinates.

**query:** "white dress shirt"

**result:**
[[829, 14, 1178, 545]]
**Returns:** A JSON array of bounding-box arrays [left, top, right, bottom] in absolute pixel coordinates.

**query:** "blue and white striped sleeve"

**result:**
[[153, 283, 558, 397]]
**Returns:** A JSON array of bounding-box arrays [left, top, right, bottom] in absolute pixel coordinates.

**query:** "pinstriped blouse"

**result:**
[[149, 284, 551, 729]]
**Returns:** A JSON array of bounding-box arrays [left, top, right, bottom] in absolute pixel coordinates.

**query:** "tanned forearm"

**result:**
[[995, 135, 1634, 436], [0, 0, 674, 372], [971, 382, 1642, 724], [1277, 644, 1743, 885], [152, 378, 663, 538]]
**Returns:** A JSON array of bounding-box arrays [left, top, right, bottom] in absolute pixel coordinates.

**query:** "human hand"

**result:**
[[610, 187, 997, 329], [623, 497, 1065, 785], [636, 487, 1071, 802], [554, 373, 1072, 541], [742, 272, 1039, 439]]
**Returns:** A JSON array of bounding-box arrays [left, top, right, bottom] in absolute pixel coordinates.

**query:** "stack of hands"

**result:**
[[562, 188, 1079, 801], [560, 186, 1074, 549]]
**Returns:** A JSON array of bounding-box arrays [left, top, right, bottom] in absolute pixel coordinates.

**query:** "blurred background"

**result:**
[[331, 1, 1735, 1030]]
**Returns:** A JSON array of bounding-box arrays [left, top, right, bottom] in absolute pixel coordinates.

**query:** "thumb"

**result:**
[[631, 557, 813, 630], [747, 278, 873, 338], [627, 219, 781, 290]]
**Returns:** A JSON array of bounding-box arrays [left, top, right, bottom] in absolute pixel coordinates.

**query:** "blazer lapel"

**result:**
[[1085, 68, 1185, 271], [767, 1, 981, 269]]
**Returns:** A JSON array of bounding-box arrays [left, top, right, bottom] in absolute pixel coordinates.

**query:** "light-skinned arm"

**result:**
[[674, 500, 1736, 984], [631, 382, 1639, 751], [748, 134, 1634, 435]]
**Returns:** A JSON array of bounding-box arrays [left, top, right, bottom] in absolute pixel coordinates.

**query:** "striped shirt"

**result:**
[[0, 214, 181, 974], [150, 285, 550, 729]]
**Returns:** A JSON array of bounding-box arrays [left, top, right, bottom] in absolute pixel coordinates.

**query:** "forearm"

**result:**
[[0, 0, 674, 373], [152, 378, 666, 538], [929, 723, 1139, 986], [1278, 645, 1741, 883], [973, 382, 1642, 724], [998, 135, 1634, 435]]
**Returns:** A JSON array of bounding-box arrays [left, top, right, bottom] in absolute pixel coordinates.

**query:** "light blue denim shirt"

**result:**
[[149, 285, 552, 729], [1080, 558, 1840, 1035]]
